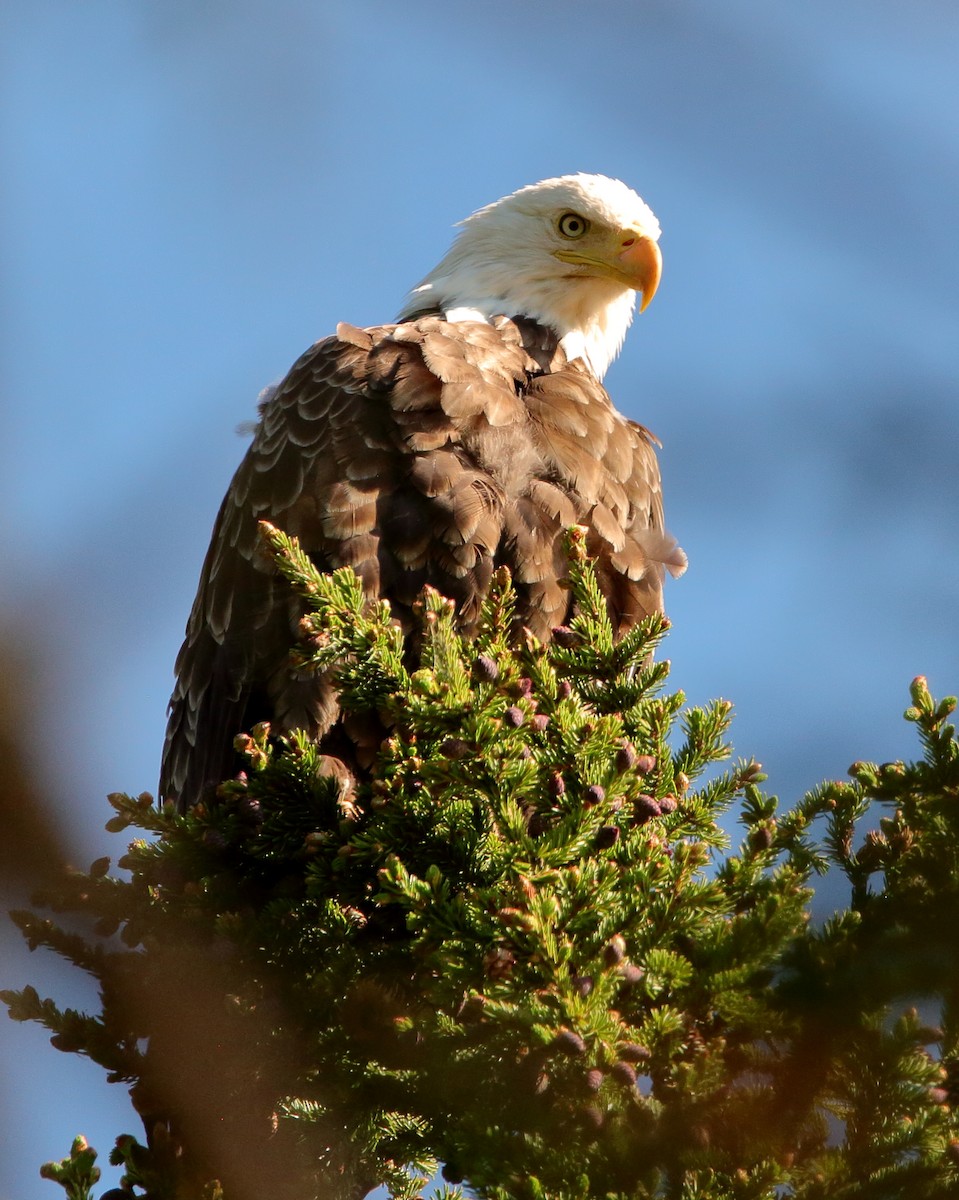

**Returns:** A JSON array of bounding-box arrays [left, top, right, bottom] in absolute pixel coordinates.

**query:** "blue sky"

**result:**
[[2, 2, 958, 1194]]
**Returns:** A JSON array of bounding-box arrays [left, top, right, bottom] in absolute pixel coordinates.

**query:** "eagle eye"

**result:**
[[557, 211, 589, 239]]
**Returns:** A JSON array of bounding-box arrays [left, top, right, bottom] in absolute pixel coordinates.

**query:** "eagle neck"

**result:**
[[398, 276, 634, 381]]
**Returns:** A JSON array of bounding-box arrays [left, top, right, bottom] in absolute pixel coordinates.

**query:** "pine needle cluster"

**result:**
[[5, 526, 959, 1200]]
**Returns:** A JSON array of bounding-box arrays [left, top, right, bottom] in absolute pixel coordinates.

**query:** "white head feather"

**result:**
[[398, 173, 662, 380]]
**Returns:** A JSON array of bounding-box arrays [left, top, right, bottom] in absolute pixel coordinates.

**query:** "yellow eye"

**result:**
[[557, 211, 589, 239]]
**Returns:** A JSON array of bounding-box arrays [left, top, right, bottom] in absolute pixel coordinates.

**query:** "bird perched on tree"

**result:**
[[161, 173, 686, 808]]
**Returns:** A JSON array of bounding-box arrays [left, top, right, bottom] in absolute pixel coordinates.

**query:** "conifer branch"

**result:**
[[5, 534, 959, 1198]]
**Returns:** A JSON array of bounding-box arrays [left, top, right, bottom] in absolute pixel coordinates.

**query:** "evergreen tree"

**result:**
[[5, 525, 959, 1199]]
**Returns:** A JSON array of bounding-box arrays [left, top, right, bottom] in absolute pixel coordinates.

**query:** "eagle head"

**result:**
[[399, 173, 662, 379]]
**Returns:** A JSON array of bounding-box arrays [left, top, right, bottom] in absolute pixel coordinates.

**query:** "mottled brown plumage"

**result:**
[[161, 315, 682, 805], [161, 174, 685, 807]]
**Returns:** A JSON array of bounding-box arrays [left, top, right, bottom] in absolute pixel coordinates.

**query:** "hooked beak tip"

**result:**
[[618, 235, 662, 311]]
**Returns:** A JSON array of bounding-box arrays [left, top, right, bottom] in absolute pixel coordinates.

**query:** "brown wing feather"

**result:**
[[161, 316, 683, 806]]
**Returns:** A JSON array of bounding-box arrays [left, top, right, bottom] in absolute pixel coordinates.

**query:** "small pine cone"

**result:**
[[604, 935, 626, 966], [552, 1030, 587, 1057], [296, 616, 329, 653], [483, 947, 515, 979], [616, 743, 637, 772], [618, 1043, 651, 1063], [584, 1067, 605, 1092], [530, 713, 550, 732], [440, 737, 470, 760], [572, 974, 594, 997], [610, 1061, 637, 1087], [635, 755, 657, 775], [749, 824, 774, 852], [473, 654, 499, 682], [658, 795, 678, 814], [584, 784, 606, 806], [548, 772, 566, 797], [551, 625, 579, 648], [201, 829, 229, 853], [503, 706, 525, 728], [441, 1163, 465, 1184], [236, 796, 263, 825], [618, 963, 645, 986], [595, 825, 620, 849], [527, 810, 548, 837], [633, 795, 662, 825], [50, 1031, 84, 1053], [580, 1104, 604, 1133], [515, 677, 534, 697], [557, 680, 573, 699]]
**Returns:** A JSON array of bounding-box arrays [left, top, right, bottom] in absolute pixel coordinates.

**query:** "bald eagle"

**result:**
[[161, 174, 686, 807]]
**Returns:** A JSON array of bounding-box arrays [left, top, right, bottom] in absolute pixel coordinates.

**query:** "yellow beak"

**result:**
[[554, 231, 663, 311], [616, 235, 662, 311]]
